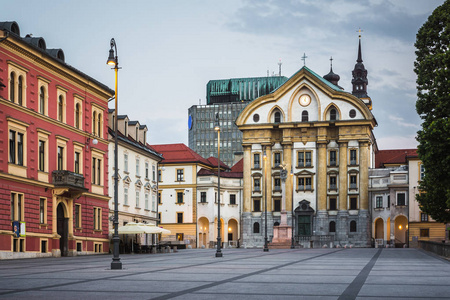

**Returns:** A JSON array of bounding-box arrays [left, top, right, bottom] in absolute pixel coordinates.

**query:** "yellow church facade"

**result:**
[[236, 66, 376, 248]]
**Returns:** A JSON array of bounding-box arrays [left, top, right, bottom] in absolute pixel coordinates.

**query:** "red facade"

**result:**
[[0, 22, 113, 258]]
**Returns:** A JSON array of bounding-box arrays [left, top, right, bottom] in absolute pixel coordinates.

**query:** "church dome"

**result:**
[[324, 68, 340, 86]]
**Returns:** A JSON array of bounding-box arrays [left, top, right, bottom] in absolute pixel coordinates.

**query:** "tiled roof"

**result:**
[[375, 149, 417, 168], [230, 158, 243, 173], [207, 157, 230, 170], [151, 143, 212, 165]]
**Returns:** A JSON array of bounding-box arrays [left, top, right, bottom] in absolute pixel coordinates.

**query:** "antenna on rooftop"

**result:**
[[278, 59, 282, 76], [199, 99, 201, 105]]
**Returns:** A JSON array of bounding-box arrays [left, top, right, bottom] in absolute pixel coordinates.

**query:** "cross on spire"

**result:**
[[357, 27, 363, 39], [301, 53, 308, 66]]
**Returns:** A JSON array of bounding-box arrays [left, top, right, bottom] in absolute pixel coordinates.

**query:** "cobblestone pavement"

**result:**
[[0, 248, 449, 299]]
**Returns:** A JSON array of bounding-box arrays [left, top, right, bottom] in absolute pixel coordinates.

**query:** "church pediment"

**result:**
[[235, 66, 376, 128], [295, 170, 315, 176]]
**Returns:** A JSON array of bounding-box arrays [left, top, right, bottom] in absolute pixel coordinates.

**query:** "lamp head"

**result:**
[[214, 113, 220, 131], [107, 48, 116, 66]]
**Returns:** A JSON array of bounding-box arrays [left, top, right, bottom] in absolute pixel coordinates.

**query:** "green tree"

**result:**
[[414, 0, 450, 223]]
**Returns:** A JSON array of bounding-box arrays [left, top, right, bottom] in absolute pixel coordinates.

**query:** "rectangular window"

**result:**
[[39, 140, 45, 172], [145, 193, 149, 210], [420, 164, 425, 180], [136, 191, 140, 208], [330, 150, 337, 166], [177, 192, 183, 204], [350, 175, 357, 189], [145, 162, 149, 179], [9, 130, 16, 164], [274, 178, 281, 191], [254, 153, 260, 168], [152, 165, 156, 181], [397, 193, 406, 206], [254, 178, 261, 191], [9, 130, 24, 166], [297, 151, 312, 167], [329, 198, 337, 210], [230, 194, 236, 205], [274, 152, 281, 167], [421, 213, 428, 222], [305, 152, 311, 167], [124, 188, 128, 205], [387, 195, 390, 208], [253, 199, 261, 212], [124, 154, 128, 172], [75, 204, 81, 228], [350, 197, 358, 210], [177, 169, 184, 181], [158, 191, 161, 204], [10, 192, 24, 221], [74, 151, 80, 174], [39, 198, 46, 224], [152, 194, 156, 211], [93, 207, 102, 230], [273, 199, 281, 212], [58, 146, 64, 170], [420, 228, 429, 237], [158, 169, 162, 182], [136, 158, 140, 176], [177, 212, 183, 224], [329, 176, 337, 190], [350, 149, 357, 165], [376, 196, 383, 208], [200, 192, 207, 203]]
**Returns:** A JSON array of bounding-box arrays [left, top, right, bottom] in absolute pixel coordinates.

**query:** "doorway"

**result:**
[[57, 203, 68, 256]]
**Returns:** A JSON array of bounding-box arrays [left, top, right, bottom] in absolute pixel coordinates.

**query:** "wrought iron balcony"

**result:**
[[52, 170, 86, 189]]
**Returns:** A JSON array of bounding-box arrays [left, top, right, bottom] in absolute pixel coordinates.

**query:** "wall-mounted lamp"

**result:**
[[228, 227, 232, 232]]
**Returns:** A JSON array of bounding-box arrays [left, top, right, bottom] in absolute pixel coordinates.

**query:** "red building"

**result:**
[[0, 21, 113, 258]]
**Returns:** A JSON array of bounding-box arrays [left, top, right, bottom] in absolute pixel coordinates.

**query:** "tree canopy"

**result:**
[[414, 0, 450, 223]]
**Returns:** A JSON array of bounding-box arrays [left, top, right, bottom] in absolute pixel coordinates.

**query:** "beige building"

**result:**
[[407, 153, 446, 246], [236, 63, 376, 248]]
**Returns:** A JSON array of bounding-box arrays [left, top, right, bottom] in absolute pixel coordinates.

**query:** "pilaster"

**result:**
[[317, 142, 327, 211], [243, 145, 252, 213], [339, 142, 348, 210]]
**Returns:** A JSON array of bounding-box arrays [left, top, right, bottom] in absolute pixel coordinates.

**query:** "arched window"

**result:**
[[75, 103, 80, 129], [274, 111, 281, 123], [329, 221, 336, 233], [330, 108, 337, 121], [97, 113, 102, 137], [302, 110, 309, 122], [92, 112, 97, 135], [253, 222, 260, 234], [9, 72, 15, 101], [39, 87, 45, 114], [350, 220, 357, 232], [274, 222, 280, 226], [58, 95, 63, 121], [18, 76, 23, 106]]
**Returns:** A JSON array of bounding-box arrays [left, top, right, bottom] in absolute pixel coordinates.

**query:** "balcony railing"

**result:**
[[52, 170, 85, 189]]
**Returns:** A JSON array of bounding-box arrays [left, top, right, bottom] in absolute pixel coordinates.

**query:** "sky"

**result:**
[[3, 0, 445, 150]]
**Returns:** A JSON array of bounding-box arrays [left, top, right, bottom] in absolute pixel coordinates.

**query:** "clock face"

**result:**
[[299, 95, 311, 107]]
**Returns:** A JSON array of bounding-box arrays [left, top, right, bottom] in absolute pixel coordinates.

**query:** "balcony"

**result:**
[[52, 170, 87, 197]]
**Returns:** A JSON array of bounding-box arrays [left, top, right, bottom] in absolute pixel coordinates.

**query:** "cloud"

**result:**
[[388, 115, 420, 128], [376, 135, 418, 150]]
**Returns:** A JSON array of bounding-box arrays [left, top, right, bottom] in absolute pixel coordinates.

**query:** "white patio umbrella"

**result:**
[[110, 222, 150, 253], [110, 222, 149, 234], [143, 224, 171, 234]]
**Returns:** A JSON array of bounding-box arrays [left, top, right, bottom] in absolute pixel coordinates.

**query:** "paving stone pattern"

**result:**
[[0, 248, 449, 299]]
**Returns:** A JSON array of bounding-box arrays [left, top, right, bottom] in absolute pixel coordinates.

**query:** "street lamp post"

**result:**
[[290, 167, 295, 249], [263, 149, 269, 252], [107, 38, 122, 270], [214, 113, 223, 257]]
